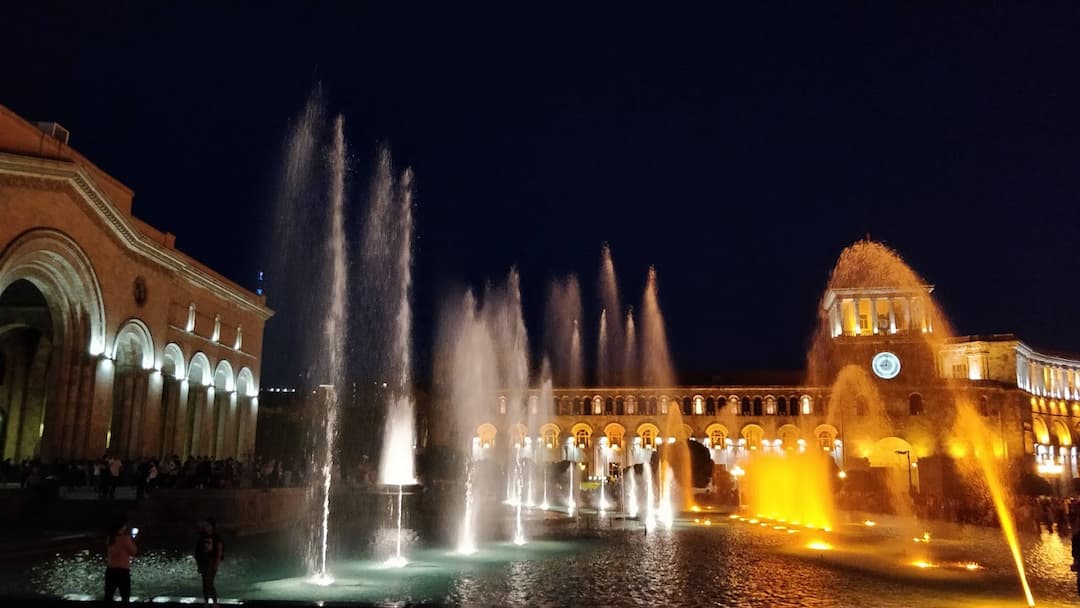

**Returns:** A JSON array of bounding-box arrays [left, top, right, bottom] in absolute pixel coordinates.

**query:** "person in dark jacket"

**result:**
[[1072, 516, 1080, 597], [194, 518, 223, 605]]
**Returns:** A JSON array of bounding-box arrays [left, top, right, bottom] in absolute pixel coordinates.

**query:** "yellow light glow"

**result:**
[[962, 562, 981, 571], [748, 519, 759, 524], [773, 525, 786, 530], [807, 541, 833, 551], [863, 520, 876, 527], [729, 514, 738, 519], [787, 529, 798, 534], [837, 470, 847, 479], [690, 505, 701, 512], [912, 560, 935, 569], [704, 519, 712, 526]]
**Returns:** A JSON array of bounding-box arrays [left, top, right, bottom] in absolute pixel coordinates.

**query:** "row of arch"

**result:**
[[502, 394, 819, 417], [475, 421, 841, 453]]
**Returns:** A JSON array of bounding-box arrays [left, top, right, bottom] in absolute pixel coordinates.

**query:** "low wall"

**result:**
[[132, 487, 308, 536]]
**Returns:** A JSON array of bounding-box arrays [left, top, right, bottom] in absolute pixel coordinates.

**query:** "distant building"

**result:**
[[474, 280, 1080, 496], [0, 105, 272, 461]]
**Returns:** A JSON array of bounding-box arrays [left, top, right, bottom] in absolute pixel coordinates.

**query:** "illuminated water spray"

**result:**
[[644, 460, 656, 532], [513, 445, 527, 545], [540, 466, 549, 510], [457, 460, 477, 555], [567, 463, 576, 517], [627, 469, 638, 518], [657, 463, 675, 530]]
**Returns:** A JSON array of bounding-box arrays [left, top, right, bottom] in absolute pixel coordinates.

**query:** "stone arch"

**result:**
[[476, 423, 497, 448], [213, 359, 235, 392], [539, 422, 561, 448], [813, 424, 839, 452], [764, 394, 776, 415], [188, 352, 212, 386], [162, 343, 186, 380], [705, 422, 729, 448], [741, 423, 765, 450], [800, 394, 814, 415], [603, 422, 627, 447], [636, 422, 661, 449], [1051, 419, 1072, 447], [236, 367, 256, 397], [571, 422, 593, 448], [112, 318, 154, 370], [777, 423, 801, 450], [0, 228, 106, 356], [1032, 416, 1050, 444]]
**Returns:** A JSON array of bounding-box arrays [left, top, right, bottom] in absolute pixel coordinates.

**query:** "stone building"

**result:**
[[474, 280, 1080, 496], [0, 105, 271, 462]]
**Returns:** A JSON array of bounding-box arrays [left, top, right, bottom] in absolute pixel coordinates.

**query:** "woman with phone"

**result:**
[[104, 517, 138, 603]]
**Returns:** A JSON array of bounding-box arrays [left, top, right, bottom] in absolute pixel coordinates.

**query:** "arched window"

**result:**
[[605, 397, 614, 415], [753, 398, 763, 416], [616, 397, 625, 415], [576, 429, 590, 448], [777, 397, 787, 416], [705, 397, 716, 415], [661, 396, 670, 415], [573, 398, 582, 415], [499, 396, 507, 414], [558, 398, 568, 416], [909, 393, 924, 416], [742, 426, 764, 449], [801, 395, 813, 415], [641, 429, 655, 448], [682, 397, 692, 416], [593, 396, 603, 415], [648, 398, 658, 415], [710, 428, 726, 448], [627, 396, 636, 415], [543, 427, 559, 448], [741, 397, 751, 416], [790, 395, 801, 417], [765, 396, 776, 415], [817, 430, 834, 452], [694, 396, 704, 415]]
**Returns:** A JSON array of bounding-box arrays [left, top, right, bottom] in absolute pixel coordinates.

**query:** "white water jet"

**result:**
[[513, 445, 527, 545], [457, 460, 477, 555], [598, 309, 608, 386], [540, 466, 549, 510], [657, 463, 675, 530], [628, 469, 638, 518], [644, 460, 656, 532], [567, 463, 576, 517]]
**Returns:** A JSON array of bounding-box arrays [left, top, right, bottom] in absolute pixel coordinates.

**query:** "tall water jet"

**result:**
[[623, 309, 637, 387], [656, 463, 675, 530], [640, 267, 675, 387], [544, 275, 583, 387], [597, 310, 609, 386], [598, 243, 624, 385], [627, 468, 638, 518], [567, 463, 576, 517], [457, 460, 477, 555], [744, 449, 834, 529], [643, 458, 656, 532], [360, 148, 417, 568]]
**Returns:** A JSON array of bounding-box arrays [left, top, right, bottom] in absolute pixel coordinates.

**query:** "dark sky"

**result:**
[[6, 4, 1080, 384]]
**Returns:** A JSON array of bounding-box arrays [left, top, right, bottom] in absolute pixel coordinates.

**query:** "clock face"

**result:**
[[872, 352, 901, 379]]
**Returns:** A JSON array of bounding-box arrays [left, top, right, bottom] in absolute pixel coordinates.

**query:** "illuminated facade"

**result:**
[[0, 105, 272, 461], [474, 286, 1080, 494]]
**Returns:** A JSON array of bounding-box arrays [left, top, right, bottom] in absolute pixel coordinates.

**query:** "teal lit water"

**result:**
[[2, 510, 1077, 607]]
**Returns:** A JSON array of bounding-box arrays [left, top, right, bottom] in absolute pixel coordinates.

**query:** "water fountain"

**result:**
[[627, 468, 638, 518], [643, 459, 656, 531], [598, 243, 624, 385]]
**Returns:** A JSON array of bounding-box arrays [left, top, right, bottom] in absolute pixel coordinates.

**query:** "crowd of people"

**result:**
[[0, 455, 306, 498]]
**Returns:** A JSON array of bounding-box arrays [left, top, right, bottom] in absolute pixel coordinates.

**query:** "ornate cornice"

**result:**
[[0, 153, 272, 321]]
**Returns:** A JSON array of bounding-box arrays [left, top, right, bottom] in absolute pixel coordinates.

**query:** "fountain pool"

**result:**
[[4, 512, 1077, 606]]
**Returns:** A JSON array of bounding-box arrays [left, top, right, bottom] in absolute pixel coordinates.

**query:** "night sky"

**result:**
[[6, 4, 1080, 384]]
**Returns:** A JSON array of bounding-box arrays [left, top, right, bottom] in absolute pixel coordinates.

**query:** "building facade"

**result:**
[[0, 105, 272, 462], [477, 285, 1080, 495]]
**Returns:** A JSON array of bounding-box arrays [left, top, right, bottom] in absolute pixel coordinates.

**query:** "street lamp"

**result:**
[[731, 465, 745, 511], [895, 450, 913, 495]]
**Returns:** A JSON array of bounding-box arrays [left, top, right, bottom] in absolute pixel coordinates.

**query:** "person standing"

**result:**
[[104, 518, 137, 603], [194, 518, 223, 605]]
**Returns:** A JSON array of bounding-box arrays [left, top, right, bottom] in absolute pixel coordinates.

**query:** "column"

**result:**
[[172, 379, 189, 458], [85, 357, 115, 458], [870, 297, 879, 334], [41, 342, 71, 461], [853, 298, 862, 336], [888, 298, 897, 334], [139, 370, 163, 458]]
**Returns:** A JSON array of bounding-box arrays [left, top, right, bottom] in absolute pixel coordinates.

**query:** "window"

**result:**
[[801, 396, 812, 415], [682, 397, 692, 416], [743, 426, 763, 449], [710, 429, 726, 448], [604, 398, 614, 415], [543, 428, 558, 448], [573, 398, 582, 415], [641, 429, 655, 448], [694, 396, 704, 415], [909, 393, 924, 416], [607, 431, 624, 448], [529, 396, 538, 415], [648, 398, 658, 415], [616, 398, 625, 415], [576, 429, 590, 448], [559, 398, 569, 416], [499, 396, 507, 414], [777, 397, 787, 416], [211, 314, 221, 342], [627, 396, 636, 415], [593, 397, 602, 415], [705, 397, 716, 415], [753, 398, 763, 416], [741, 397, 751, 416], [765, 397, 776, 415], [818, 431, 834, 452], [661, 396, 669, 415], [952, 363, 968, 378], [858, 314, 870, 333]]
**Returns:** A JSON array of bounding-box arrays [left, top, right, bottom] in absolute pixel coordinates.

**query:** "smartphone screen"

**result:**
[[131, 527, 139, 538]]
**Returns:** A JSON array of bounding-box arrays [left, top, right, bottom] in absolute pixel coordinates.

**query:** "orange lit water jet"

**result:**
[[744, 450, 834, 530]]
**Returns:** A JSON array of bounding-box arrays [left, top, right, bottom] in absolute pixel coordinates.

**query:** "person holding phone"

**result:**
[[104, 517, 137, 603], [194, 517, 223, 605]]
